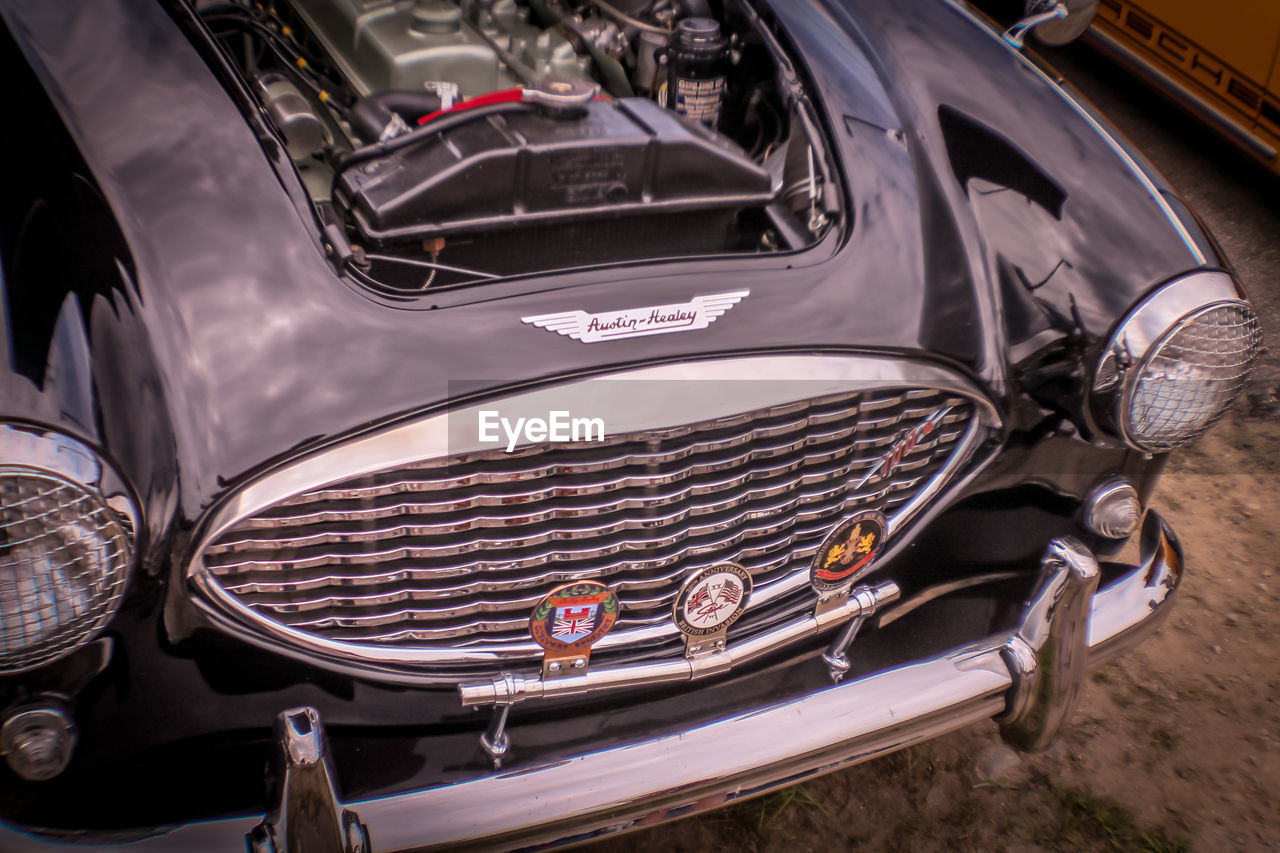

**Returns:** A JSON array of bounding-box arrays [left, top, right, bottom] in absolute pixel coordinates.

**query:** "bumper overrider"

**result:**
[[2, 511, 1181, 852]]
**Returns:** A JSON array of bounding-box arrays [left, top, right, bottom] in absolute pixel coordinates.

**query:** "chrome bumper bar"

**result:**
[[0, 512, 1181, 853]]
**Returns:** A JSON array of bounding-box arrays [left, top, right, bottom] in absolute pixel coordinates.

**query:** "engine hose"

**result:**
[[581, 40, 636, 98], [415, 88, 526, 124], [349, 90, 445, 142]]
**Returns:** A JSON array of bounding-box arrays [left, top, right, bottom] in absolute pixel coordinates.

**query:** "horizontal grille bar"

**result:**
[[214, 415, 914, 535], [205, 405, 964, 569]]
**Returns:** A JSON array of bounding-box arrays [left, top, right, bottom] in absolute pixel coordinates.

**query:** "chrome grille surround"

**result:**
[[189, 356, 1001, 680]]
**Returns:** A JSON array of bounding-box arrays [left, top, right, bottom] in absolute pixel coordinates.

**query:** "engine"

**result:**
[[200, 0, 839, 289]]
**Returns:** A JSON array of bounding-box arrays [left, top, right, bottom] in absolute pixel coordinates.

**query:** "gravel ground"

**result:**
[[585, 26, 1280, 853]]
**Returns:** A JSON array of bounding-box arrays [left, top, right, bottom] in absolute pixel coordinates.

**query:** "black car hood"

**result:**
[[1, 0, 1212, 551]]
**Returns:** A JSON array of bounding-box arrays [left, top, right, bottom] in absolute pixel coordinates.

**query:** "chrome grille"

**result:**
[[200, 387, 979, 667]]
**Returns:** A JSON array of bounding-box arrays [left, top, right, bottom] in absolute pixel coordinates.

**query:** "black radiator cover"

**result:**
[[335, 98, 775, 242]]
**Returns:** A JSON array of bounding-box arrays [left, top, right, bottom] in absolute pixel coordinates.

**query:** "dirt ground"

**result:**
[[585, 33, 1280, 853]]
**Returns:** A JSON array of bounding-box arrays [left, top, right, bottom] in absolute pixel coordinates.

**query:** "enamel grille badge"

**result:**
[[673, 564, 752, 657], [853, 406, 952, 490], [529, 582, 619, 675], [674, 564, 752, 636], [810, 510, 887, 592], [521, 291, 748, 343]]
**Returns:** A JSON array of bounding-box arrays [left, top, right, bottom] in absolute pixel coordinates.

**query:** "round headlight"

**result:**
[[1125, 302, 1260, 451], [1094, 272, 1262, 452], [0, 425, 136, 674]]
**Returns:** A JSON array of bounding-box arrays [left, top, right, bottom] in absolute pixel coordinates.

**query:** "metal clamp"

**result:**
[[521, 78, 600, 117], [822, 615, 869, 682], [477, 676, 521, 766], [248, 707, 371, 853], [479, 703, 513, 766], [821, 583, 900, 681]]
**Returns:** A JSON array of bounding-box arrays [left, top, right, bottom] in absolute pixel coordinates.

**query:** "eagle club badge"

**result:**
[[810, 510, 887, 592], [673, 564, 752, 638], [529, 582, 619, 654]]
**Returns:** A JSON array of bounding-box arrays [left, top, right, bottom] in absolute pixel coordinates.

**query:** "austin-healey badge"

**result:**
[[673, 563, 752, 657], [521, 290, 748, 343], [529, 581, 619, 677], [810, 510, 887, 593]]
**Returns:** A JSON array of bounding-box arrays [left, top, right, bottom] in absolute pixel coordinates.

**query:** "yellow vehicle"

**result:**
[[1087, 0, 1280, 174]]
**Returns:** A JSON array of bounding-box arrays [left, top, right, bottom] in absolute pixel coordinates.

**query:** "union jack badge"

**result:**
[[529, 581, 619, 675], [673, 564, 752, 656], [810, 510, 887, 593]]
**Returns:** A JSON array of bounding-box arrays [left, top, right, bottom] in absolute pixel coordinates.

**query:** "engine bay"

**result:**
[[200, 0, 841, 290]]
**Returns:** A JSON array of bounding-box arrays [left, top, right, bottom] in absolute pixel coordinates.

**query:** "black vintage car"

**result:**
[[0, 0, 1261, 849]]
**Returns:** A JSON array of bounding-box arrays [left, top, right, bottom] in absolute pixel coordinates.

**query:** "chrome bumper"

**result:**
[[1, 512, 1181, 853]]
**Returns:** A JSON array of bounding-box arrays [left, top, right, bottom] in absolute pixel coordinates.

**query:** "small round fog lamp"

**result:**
[[1, 706, 76, 781], [1084, 478, 1141, 539]]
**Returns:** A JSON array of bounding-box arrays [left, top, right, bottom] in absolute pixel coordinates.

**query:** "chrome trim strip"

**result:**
[[944, 0, 1206, 265], [188, 355, 1001, 673], [2, 520, 1179, 852]]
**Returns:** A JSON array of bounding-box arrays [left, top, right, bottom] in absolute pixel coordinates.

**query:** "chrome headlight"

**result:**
[[0, 425, 137, 674], [1093, 271, 1261, 452]]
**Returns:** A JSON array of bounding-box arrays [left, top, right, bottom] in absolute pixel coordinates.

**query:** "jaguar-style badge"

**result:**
[[673, 564, 752, 637], [810, 510, 888, 592], [529, 581, 619, 655]]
